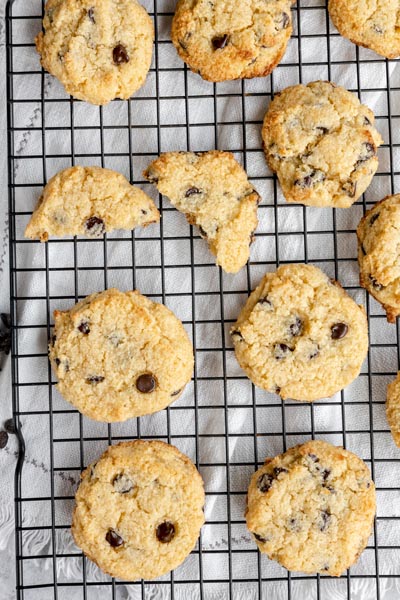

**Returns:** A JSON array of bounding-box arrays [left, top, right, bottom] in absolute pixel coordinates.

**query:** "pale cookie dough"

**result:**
[[144, 151, 260, 274], [262, 81, 383, 208], [246, 440, 376, 576], [387, 373, 400, 447], [357, 195, 400, 323], [171, 0, 294, 82], [72, 440, 205, 580], [36, 0, 154, 105], [329, 0, 400, 59], [231, 263, 369, 401], [49, 289, 194, 422], [25, 166, 159, 241]]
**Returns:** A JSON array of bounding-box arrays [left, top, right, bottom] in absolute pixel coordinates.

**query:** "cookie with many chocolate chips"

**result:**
[[171, 0, 294, 82], [72, 440, 205, 580], [25, 166, 159, 241], [231, 263, 368, 401], [262, 81, 383, 207], [49, 289, 194, 421], [357, 195, 400, 323], [144, 151, 260, 273], [36, 0, 154, 105], [246, 440, 376, 576]]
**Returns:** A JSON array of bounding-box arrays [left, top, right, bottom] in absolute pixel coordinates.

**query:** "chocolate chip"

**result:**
[[364, 116, 371, 126], [342, 179, 357, 198], [179, 39, 188, 50], [319, 510, 331, 531], [369, 275, 383, 290], [274, 343, 293, 360], [106, 529, 124, 547], [198, 226, 208, 238], [325, 485, 335, 493], [136, 373, 156, 393], [331, 323, 348, 340], [171, 388, 182, 397], [253, 532, 267, 542], [309, 345, 320, 359], [85, 216, 105, 237], [322, 564, 330, 571], [321, 468, 331, 481], [231, 330, 244, 341], [4, 419, 16, 434], [317, 126, 329, 134], [369, 212, 380, 226], [86, 375, 105, 384], [355, 142, 376, 168], [273, 467, 288, 476], [51, 334, 56, 346], [113, 44, 129, 64], [156, 521, 175, 543], [0, 431, 8, 449], [308, 453, 319, 462], [212, 34, 229, 50], [88, 7, 95, 22], [78, 321, 90, 334], [294, 170, 325, 189], [145, 170, 159, 184], [113, 474, 134, 494], [257, 473, 273, 493], [55, 358, 61, 366], [185, 187, 202, 197], [275, 12, 290, 30], [258, 297, 272, 308], [289, 317, 302, 337]]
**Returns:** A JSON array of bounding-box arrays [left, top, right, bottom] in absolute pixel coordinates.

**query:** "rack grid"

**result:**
[[6, 0, 400, 598]]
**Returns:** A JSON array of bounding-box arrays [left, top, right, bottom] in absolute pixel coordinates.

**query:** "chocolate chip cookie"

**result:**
[[262, 81, 383, 207], [72, 440, 205, 580], [171, 0, 294, 82], [246, 440, 376, 576], [144, 151, 260, 273], [36, 0, 154, 105], [231, 263, 368, 401], [25, 166, 159, 242], [329, 0, 400, 59], [49, 289, 194, 422], [357, 195, 400, 323], [387, 373, 400, 447]]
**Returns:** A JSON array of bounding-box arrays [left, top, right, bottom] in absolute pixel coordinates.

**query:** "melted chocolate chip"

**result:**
[[171, 388, 182, 397], [355, 142, 375, 168], [156, 521, 175, 543], [106, 529, 124, 547], [319, 510, 331, 532], [308, 453, 319, 462], [113, 44, 129, 65], [317, 126, 329, 134], [198, 226, 208, 238], [364, 116, 371, 126], [331, 323, 348, 340], [275, 12, 290, 29], [274, 343, 293, 360], [78, 321, 90, 334], [253, 532, 267, 543], [85, 216, 105, 237], [55, 358, 61, 366], [294, 170, 325, 189], [88, 7, 95, 23], [212, 34, 229, 50], [369, 212, 380, 226], [321, 468, 331, 481], [273, 467, 288, 476], [257, 473, 273, 493], [258, 297, 272, 308], [4, 419, 16, 434], [185, 187, 202, 197], [136, 373, 156, 393], [342, 179, 357, 198], [86, 375, 105, 384], [289, 317, 302, 337], [51, 334, 57, 346], [369, 275, 383, 290], [113, 474, 134, 494]]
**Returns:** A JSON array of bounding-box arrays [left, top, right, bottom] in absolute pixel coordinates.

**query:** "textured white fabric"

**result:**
[[1, 0, 400, 598]]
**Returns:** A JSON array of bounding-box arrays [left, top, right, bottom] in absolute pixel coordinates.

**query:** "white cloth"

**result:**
[[1, 0, 400, 598]]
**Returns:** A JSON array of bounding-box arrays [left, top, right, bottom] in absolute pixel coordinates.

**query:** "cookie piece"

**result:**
[[144, 151, 260, 273], [387, 373, 400, 447], [36, 0, 154, 105], [72, 440, 205, 580], [49, 289, 194, 422], [357, 195, 400, 323], [171, 0, 294, 82], [262, 81, 383, 208], [246, 440, 375, 576], [231, 263, 368, 401], [329, 0, 400, 59], [25, 166, 159, 242]]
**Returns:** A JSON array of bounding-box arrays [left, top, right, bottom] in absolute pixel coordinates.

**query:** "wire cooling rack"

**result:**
[[6, 0, 400, 598]]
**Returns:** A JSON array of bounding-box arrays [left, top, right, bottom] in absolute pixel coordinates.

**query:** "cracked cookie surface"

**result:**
[[25, 166, 159, 241], [49, 289, 194, 422], [231, 263, 368, 401], [357, 195, 400, 323], [262, 81, 383, 208], [329, 0, 400, 59], [36, 0, 154, 105], [387, 372, 400, 447], [144, 151, 260, 274], [246, 440, 375, 576], [171, 0, 294, 82], [72, 440, 205, 580]]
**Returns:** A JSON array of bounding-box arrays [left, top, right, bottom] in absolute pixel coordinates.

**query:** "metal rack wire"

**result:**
[[6, 0, 400, 598]]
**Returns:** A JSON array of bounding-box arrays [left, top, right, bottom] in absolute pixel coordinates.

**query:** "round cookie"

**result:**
[[262, 81, 383, 208], [49, 289, 194, 422], [387, 373, 400, 447], [231, 263, 368, 402], [144, 151, 260, 274], [246, 440, 376, 576], [171, 0, 294, 82], [36, 0, 154, 105], [329, 0, 400, 59], [72, 440, 205, 580], [357, 195, 400, 323], [25, 166, 160, 242]]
